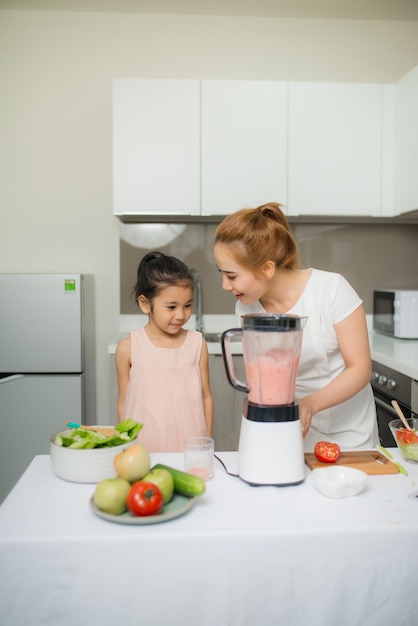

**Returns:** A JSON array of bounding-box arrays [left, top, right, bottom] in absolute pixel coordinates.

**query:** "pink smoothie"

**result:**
[[187, 466, 212, 480], [246, 350, 299, 405]]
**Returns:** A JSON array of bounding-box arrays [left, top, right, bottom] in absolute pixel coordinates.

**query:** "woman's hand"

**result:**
[[298, 395, 315, 438]]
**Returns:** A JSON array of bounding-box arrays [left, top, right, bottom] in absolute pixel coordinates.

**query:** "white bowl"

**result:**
[[50, 428, 138, 483], [311, 465, 367, 499]]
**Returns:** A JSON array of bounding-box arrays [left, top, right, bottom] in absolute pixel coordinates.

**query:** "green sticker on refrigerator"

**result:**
[[64, 279, 76, 293]]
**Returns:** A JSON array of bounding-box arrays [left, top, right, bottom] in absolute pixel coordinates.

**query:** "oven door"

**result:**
[[373, 389, 413, 448]]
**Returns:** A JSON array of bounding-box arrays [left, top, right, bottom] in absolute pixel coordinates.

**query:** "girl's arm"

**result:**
[[298, 305, 372, 437], [115, 336, 132, 423], [199, 339, 214, 437]]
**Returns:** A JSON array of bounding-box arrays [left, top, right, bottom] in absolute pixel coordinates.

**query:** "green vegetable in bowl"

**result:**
[[54, 419, 143, 449], [398, 441, 418, 462]]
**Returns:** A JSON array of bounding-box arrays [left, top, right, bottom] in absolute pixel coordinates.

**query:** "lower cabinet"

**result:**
[[209, 354, 245, 451]]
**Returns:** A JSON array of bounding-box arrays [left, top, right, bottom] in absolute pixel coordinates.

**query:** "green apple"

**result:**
[[142, 468, 174, 504], [93, 477, 131, 515]]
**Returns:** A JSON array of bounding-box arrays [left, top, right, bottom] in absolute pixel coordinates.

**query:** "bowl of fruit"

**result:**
[[50, 419, 142, 483], [389, 417, 418, 464]]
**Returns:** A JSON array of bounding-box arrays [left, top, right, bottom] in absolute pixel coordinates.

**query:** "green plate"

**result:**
[[89, 492, 194, 525]]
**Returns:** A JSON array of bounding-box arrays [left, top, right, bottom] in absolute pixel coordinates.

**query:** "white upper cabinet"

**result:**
[[287, 83, 383, 216], [113, 79, 287, 217], [112, 73, 418, 219], [394, 65, 418, 215], [380, 84, 396, 217], [201, 81, 288, 215], [113, 79, 200, 216]]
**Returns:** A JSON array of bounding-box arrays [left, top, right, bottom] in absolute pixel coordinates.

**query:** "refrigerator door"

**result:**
[[0, 274, 83, 373], [0, 374, 84, 504]]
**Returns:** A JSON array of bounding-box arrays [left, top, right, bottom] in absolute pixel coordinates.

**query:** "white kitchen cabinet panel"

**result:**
[[394, 65, 418, 215], [201, 81, 288, 215], [288, 83, 383, 216], [113, 79, 200, 216], [380, 84, 396, 217]]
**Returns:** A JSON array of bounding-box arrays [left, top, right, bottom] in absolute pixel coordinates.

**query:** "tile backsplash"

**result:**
[[120, 221, 418, 315]]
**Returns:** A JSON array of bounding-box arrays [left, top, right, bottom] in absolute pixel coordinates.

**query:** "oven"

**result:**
[[371, 360, 417, 448]]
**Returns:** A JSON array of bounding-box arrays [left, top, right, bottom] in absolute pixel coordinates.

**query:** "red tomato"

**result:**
[[396, 429, 418, 445], [314, 441, 341, 463], [126, 481, 164, 517]]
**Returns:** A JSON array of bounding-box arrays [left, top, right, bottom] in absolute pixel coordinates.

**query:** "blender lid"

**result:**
[[241, 313, 307, 331]]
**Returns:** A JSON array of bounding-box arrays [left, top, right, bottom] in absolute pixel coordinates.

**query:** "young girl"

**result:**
[[214, 202, 377, 451], [116, 251, 213, 452]]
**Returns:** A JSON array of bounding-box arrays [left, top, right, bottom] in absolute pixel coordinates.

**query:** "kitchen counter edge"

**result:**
[[108, 315, 418, 379]]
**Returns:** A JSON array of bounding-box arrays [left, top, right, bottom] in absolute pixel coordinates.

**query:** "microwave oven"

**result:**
[[373, 290, 418, 339]]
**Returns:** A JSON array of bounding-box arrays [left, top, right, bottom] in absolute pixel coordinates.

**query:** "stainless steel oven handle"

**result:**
[[374, 396, 400, 415]]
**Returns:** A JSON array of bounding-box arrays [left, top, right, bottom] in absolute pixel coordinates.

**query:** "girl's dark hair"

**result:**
[[134, 251, 194, 302], [214, 202, 300, 272]]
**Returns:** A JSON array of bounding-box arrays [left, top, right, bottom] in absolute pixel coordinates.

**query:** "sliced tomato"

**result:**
[[396, 429, 418, 445], [314, 441, 341, 463]]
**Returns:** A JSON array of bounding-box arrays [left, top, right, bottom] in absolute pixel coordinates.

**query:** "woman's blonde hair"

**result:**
[[214, 202, 300, 272]]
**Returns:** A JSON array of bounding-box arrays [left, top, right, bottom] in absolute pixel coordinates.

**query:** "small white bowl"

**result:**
[[50, 428, 138, 483], [311, 465, 367, 499]]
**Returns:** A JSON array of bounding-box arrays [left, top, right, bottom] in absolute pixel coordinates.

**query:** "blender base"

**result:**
[[242, 479, 305, 488], [237, 416, 306, 486]]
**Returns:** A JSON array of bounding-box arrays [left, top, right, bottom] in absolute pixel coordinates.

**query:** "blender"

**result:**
[[221, 314, 307, 486]]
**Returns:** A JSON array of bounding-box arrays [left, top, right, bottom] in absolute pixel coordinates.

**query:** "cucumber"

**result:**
[[152, 463, 206, 497]]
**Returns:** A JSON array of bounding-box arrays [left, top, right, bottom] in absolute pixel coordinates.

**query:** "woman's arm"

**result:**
[[298, 305, 372, 437], [115, 336, 132, 423], [199, 339, 214, 437]]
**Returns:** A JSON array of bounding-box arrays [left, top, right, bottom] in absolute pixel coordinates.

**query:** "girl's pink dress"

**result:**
[[122, 328, 207, 452]]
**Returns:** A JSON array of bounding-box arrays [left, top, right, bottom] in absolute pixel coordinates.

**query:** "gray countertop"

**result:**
[[207, 330, 418, 379], [109, 314, 418, 380], [368, 330, 418, 379]]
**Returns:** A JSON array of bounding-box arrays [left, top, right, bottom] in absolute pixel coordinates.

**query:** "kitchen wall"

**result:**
[[1, 8, 418, 424], [120, 222, 418, 316]]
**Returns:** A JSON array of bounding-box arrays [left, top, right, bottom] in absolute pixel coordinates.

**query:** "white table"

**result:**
[[0, 451, 417, 626]]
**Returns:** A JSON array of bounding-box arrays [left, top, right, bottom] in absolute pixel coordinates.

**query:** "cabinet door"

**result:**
[[288, 83, 383, 216], [113, 79, 200, 215], [381, 84, 396, 217], [210, 354, 245, 451], [201, 81, 288, 215], [0, 375, 83, 504], [395, 65, 418, 214]]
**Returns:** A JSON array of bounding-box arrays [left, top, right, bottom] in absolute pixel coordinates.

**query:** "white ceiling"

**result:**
[[1, 0, 418, 21]]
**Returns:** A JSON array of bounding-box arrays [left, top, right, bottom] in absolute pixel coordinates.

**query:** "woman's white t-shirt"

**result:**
[[235, 268, 377, 451]]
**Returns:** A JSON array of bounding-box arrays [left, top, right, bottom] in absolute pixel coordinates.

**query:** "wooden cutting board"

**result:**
[[304, 451, 399, 475]]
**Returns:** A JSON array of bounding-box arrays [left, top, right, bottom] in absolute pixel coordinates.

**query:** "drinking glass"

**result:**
[[184, 436, 214, 480]]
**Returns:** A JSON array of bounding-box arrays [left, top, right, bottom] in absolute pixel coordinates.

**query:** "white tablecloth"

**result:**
[[0, 451, 417, 626]]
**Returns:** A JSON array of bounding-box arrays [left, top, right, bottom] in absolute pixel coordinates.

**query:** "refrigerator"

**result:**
[[0, 273, 95, 504]]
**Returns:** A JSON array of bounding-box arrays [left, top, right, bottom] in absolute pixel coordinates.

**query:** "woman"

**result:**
[[214, 202, 377, 451]]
